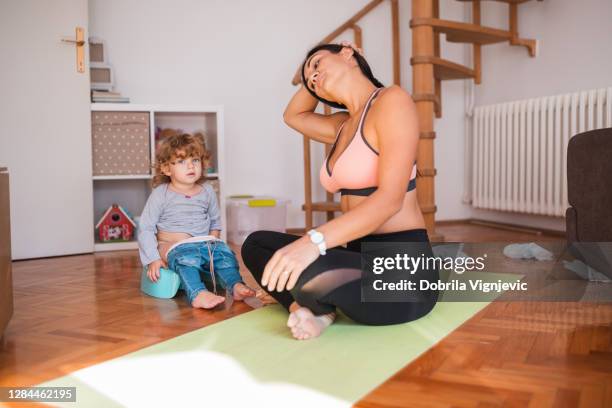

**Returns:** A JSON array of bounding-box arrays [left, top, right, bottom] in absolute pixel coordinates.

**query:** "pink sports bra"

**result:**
[[320, 87, 417, 196]]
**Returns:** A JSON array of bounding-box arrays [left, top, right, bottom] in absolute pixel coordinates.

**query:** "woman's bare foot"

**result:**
[[232, 282, 256, 301], [287, 307, 335, 340], [191, 290, 225, 309]]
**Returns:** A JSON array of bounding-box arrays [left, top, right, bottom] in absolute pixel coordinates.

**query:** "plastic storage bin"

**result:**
[[226, 196, 288, 245]]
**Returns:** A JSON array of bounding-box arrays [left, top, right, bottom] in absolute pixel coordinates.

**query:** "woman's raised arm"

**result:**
[[283, 85, 348, 144]]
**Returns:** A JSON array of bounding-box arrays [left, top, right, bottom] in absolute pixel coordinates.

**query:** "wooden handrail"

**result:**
[[473, 0, 482, 84], [390, 0, 400, 85], [291, 0, 385, 85], [351, 24, 363, 49]]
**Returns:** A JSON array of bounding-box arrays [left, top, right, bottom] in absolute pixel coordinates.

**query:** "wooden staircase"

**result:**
[[296, 0, 541, 238]]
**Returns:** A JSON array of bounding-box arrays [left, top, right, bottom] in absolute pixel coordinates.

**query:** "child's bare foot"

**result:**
[[256, 290, 277, 305], [232, 282, 256, 301], [191, 290, 225, 309], [287, 307, 335, 340]]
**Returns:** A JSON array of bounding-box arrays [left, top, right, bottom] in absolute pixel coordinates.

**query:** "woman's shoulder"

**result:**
[[376, 85, 414, 107], [370, 85, 416, 119]]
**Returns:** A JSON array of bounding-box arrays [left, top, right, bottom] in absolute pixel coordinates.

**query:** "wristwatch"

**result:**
[[307, 229, 327, 255]]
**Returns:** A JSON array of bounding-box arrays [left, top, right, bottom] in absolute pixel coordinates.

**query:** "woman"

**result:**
[[241, 43, 438, 340]]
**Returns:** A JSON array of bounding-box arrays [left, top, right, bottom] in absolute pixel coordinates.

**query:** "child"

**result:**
[[138, 133, 255, 309]]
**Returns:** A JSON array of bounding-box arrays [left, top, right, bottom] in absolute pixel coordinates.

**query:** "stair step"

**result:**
[[411, 56, 475, 81], [411, 18, 512, 45], [412, 93, 441, 118], [302, 201, 341, 212]]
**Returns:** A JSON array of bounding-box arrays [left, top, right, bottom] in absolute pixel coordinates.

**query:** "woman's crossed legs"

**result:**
[[241, 230, 435, 340]]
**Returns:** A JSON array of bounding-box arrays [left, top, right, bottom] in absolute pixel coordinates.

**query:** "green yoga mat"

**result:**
[[38, 273, 517, 407]]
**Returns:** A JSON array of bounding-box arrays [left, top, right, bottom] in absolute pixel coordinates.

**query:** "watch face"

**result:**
[[311, 231, 324, 244]]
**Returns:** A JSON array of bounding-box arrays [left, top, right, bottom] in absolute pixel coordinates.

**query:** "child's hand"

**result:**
[[147, 259, 166, 282]]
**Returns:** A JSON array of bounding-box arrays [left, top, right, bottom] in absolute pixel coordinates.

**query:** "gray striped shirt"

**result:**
[[137, 183, 222, 265]]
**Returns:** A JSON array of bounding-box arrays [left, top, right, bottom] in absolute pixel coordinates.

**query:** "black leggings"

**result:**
[[241, 229, 439, 326]]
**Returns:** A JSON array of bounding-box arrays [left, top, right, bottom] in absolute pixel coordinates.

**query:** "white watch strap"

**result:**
[[316, 241, 326, 256], [308, 229, 327, 255]]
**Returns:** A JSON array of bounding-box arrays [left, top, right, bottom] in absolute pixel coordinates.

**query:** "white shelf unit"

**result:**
[[92, 175, 153, 181], [91, 104, 226, 252]]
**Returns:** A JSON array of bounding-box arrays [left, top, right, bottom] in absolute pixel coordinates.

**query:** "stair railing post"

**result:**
[[472, 0, 482, 84], [303, 134, 313, 230], [411, 0, 441, 241]]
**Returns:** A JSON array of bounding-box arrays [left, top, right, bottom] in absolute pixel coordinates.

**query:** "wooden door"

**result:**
[[0, 0, 93, 259]]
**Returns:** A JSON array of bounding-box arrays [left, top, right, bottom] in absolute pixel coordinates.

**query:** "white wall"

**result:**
[[88, 0, 469, 228], [434, 1, 472, 221], [469, 0, 612, 231]]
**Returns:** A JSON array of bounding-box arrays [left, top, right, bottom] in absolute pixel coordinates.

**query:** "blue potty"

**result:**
[[140, 266, 183, 299]]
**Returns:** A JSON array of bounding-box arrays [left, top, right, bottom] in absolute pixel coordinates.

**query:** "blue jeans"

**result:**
[[167, 241, 243, 305]]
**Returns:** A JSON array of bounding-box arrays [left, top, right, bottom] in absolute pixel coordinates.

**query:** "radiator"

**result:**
[[471, 87, 612, 216]]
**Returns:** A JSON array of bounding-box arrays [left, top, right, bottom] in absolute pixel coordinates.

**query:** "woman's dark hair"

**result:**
[[301, 43, 384, 110]]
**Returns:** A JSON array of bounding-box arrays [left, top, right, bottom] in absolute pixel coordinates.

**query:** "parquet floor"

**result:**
[[0, 250, 254, 387], [1, 223, 610, 407], [357, 301, 612, 407]]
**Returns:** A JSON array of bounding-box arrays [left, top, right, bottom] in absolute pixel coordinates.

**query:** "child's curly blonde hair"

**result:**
[[152, 133, 211, 188]]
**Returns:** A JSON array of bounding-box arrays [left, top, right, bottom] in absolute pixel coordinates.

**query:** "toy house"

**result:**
[[95, 204, 136, 242]]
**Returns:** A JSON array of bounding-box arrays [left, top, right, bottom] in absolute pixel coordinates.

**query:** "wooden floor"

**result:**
[[1, 223, 610, 407]]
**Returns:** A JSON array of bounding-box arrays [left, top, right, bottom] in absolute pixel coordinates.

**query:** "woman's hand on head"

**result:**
[[261, 236, 320, 292], [340, 41, 364, 57]]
